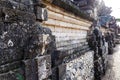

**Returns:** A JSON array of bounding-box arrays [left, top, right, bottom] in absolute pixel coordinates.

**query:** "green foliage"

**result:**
[[16, 73, 24, 80], [116, 19, 120, 22]]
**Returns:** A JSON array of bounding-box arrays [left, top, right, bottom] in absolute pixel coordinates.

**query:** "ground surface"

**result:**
[[102, 45, 120, 80]]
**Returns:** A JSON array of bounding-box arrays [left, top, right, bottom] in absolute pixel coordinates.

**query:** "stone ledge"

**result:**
[[43, 0, 94, 21]]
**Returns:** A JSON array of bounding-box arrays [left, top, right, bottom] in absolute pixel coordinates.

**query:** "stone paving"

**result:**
[[102, 45, 120, 80]]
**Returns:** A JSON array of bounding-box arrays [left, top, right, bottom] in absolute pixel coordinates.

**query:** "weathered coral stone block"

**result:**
[[36, 55, 51, 80], [24, 59, 38, 80], [24, 55, 51, 80], [65, 51, 94, 80]]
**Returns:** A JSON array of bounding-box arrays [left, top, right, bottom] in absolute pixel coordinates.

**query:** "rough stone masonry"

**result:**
[[0, 0, 55, 80], [0, 0, 95, 80]]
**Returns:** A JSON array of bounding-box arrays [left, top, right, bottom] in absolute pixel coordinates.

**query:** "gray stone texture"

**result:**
[[35, 6, 48, 21], [37, 55, 52, 80], [0, 0, 104, 80], [0, 0, 55, 80], [23, 59, 38, 80], [56, 51, 94, 80]]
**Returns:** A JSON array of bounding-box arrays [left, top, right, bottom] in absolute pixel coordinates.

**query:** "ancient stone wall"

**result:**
[[0, 0, 95, 80], [42, 1, 94, 80], [0, 0, 55, 80], [42, 2, 92, 54]]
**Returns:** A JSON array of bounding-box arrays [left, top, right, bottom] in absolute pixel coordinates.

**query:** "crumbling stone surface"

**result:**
[[51, 51, 94, 80], [0, 1, 55, 80], [37, 55, 51, 80], [65, 51, 94, 80], [23, 59, 38, 80], [24, 55, 52, 80], [0, 8, 35, 65], [0, 0, 34, 12], [0, 0, 102, 80]]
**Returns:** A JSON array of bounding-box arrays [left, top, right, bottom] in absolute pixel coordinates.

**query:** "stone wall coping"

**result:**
[[43, 0, 94, 21]]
